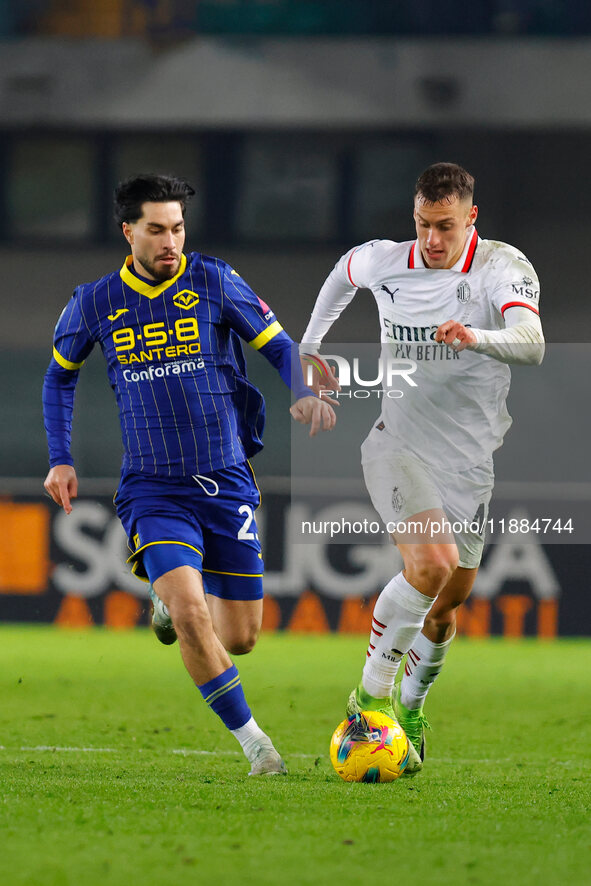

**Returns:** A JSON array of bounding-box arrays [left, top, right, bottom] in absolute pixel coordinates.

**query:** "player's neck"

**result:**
[[129, 260, 157, 285]]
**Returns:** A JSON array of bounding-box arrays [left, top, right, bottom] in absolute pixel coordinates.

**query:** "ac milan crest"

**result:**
[[391, 487, 404, 513], [456, 281, 471, 304]]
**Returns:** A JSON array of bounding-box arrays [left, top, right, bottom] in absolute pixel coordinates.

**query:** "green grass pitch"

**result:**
[[1, 627, 589, 886]]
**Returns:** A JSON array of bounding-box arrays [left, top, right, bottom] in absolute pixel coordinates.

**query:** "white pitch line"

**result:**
[[0, 747, 586, 767], [0, 745, 319, 758], [172, 748, 256, 757], [172, 749, 319, 758], [18, 746, 118, 753]]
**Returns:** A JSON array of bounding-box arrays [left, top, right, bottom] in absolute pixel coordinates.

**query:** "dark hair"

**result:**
[[113, 174, 195, 225], [415, 162, 475, 205]]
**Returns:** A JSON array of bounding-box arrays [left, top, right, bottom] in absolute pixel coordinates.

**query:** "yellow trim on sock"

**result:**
[[204, 675, 241, 706]]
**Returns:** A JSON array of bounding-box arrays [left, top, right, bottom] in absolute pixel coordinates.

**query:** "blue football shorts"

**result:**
[[114, 461, 264, 601]]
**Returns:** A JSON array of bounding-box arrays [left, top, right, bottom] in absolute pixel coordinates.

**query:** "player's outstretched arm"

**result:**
[[436, 307, 544, 366], [44, 464, 78, 515], [290, 396, 336, 437]]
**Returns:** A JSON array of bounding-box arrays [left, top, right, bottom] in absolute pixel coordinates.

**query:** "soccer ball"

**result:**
[[330, 710, 410, 783]]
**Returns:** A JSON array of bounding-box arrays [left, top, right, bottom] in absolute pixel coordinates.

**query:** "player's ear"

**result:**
[[469, 204, 478, 225], [122, 222, 133, 246]]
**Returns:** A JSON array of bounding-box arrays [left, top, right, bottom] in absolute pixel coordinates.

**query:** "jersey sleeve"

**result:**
[[343, 240, 380, 290], [470, 305, 545, 365], [43, 291, 95, 467], [489, 252, 541, 320], [51, 289, 96, 370], [470, 251, 544, 365], [300, 240, 379, 352], [221, 266, 284, 350]]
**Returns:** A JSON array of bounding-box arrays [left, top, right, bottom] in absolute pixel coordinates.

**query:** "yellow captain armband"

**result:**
[[53, 347, 84, 371], [248, 321, 283, 351]]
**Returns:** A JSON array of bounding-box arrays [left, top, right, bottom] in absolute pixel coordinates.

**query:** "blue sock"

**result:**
[[197, 664, 252, 731]]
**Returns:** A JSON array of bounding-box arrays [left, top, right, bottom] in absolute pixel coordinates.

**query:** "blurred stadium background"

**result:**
[[1, 0, 590, 635]]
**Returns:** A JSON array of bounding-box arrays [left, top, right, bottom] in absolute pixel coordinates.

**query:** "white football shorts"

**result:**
[[361, 422, 494, 569]]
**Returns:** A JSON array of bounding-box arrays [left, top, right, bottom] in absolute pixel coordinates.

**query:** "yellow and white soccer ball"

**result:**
[[330, 710, 410, 783]]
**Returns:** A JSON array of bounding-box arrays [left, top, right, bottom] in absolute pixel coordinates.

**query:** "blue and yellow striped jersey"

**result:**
[[44, 251, 303, 476]]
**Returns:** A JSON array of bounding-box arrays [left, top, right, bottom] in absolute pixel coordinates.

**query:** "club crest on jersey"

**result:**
[[391, 487, 405, 513], [456, 282, 471, 304], [173, 290, 200, 310]]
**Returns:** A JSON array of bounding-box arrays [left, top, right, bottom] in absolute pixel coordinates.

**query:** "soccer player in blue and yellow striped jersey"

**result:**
[[43, 174, 335, 775]]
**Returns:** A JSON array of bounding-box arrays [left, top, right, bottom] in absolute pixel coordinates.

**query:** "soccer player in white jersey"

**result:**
[[300, 162, 544, 774]]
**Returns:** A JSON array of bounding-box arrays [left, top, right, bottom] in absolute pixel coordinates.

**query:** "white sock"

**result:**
[[400, 629, 455, 710], [231, 716, 269, 761], [362, 572, 434, 699]]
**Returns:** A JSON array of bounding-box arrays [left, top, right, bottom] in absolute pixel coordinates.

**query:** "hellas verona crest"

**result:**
[[173, 290, 200, 310]]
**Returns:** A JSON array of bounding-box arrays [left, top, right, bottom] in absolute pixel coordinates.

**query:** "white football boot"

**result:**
[[247, 737, 288, 776], [148, 586, 177, 646]]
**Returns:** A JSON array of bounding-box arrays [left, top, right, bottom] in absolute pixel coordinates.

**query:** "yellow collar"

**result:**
[[119, 254, 187, 298]]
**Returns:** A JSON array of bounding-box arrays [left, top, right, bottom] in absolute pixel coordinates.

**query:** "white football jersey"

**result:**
[[302, 228, 541, 470]]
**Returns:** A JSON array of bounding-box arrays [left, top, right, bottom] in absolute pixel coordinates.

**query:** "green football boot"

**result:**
[[148, 585, 177, 646], [394, 682, 430, 762], [346, 684, 423, 776]]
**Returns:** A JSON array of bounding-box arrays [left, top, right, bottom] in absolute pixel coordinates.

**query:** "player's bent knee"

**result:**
[[226, 631, 259, 656], [218, 618, 260, 655], [409, 554, 458, 593]]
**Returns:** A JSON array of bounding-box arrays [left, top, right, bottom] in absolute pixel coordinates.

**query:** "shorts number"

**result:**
[[237, 505, 257, 540]]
